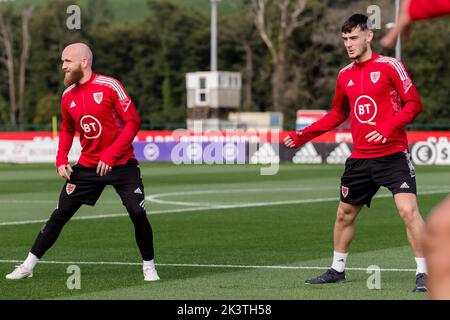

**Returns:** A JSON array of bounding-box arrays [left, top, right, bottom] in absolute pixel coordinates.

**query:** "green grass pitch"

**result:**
[[0, 162, 449, 300]]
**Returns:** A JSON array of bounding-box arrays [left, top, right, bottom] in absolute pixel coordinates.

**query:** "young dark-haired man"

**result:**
[[285, 14, 426, 292]]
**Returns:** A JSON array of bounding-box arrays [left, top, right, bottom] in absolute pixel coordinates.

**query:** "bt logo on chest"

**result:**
[[354, 95, 378, 124], [80, 115, 102, 139]]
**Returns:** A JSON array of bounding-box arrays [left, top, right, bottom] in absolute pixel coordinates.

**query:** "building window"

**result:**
[[199, 93, 206, 102], [270, 114, 280, 126], [199, 77, 206, 89]]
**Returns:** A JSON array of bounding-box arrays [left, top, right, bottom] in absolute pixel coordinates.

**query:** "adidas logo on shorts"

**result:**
[[134, 188, 143, 194], [400, 182, 410, 189]]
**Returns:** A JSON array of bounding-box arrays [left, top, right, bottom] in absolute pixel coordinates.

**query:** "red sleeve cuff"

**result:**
[[56, 157, 69, 168], [100, 152, 115, 167], [376, 122, 397, 138], [288, 131, 304, 148]]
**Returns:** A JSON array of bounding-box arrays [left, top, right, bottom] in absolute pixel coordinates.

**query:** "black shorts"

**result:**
[[59, 159, 145, 206], [340, 151, 417, 207]]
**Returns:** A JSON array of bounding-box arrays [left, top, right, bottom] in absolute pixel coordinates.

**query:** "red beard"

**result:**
[[64, 65, 83, 87]]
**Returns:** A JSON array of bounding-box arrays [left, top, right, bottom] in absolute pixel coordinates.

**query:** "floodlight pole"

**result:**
[[211, 0, 219, 71], [395, 0, 401, 60]]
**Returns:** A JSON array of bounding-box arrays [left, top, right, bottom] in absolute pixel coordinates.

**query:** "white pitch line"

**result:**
[[144, 187, 338, 207], [1, 189, 449, 227], [0, 187, 335, 207], [0, 206, 210, 226], [0, 200, 55, 204], [148, 198, 213, 207], [1, 185, 448, 205], [0, 196, 344, 226], [0, 199, 119, 204], [0, 259, 415, 272], [0, 187, 337, 208]]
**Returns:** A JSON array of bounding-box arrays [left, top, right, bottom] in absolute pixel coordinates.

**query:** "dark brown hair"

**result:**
[[341, 14, 369, 33]]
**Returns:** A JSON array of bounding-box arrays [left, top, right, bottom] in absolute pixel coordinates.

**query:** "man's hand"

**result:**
[[96, 160, 112, 176], [57, 163, 73, 180], [365, 130, 387, 144], [381, 0, 412, 48], [283, 131, 302, 149]]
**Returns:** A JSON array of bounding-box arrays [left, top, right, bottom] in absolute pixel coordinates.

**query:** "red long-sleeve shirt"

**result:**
[[56, 73, 141, 168], [409, 0, 450, 20], [296, 53, 423, 158]]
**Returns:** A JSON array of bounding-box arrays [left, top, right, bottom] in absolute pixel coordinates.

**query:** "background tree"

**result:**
[[0, 6, 16, 125], [0, 94, 8, 124], [402, 18, 450, 127], [220, 4, 262, 112], [0, 5, 34, 127], [18, 7, 34, 127], [252, 0, 317, 114], [0, 0, 448, 129], [85, 0, 114, 26], [33, 93, 59, 126], [25, 0, 88, 126]]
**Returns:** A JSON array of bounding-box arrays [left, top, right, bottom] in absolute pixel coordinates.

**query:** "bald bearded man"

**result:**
[[6, 43, 160, 282]]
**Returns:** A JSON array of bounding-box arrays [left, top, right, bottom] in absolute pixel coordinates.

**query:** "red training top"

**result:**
[[57, 72, 141, 168], [295, 53, 422, 158]]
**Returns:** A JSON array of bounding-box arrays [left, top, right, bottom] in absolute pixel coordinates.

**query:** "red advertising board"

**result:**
[[1, 130, 450, 143]]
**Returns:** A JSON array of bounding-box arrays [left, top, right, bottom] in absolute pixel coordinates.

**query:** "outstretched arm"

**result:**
[[381, 0, 450, 48], [284, 80, 350, 149]]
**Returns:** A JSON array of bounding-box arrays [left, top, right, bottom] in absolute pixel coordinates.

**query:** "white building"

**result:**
[[186, 71, 242, 130]]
